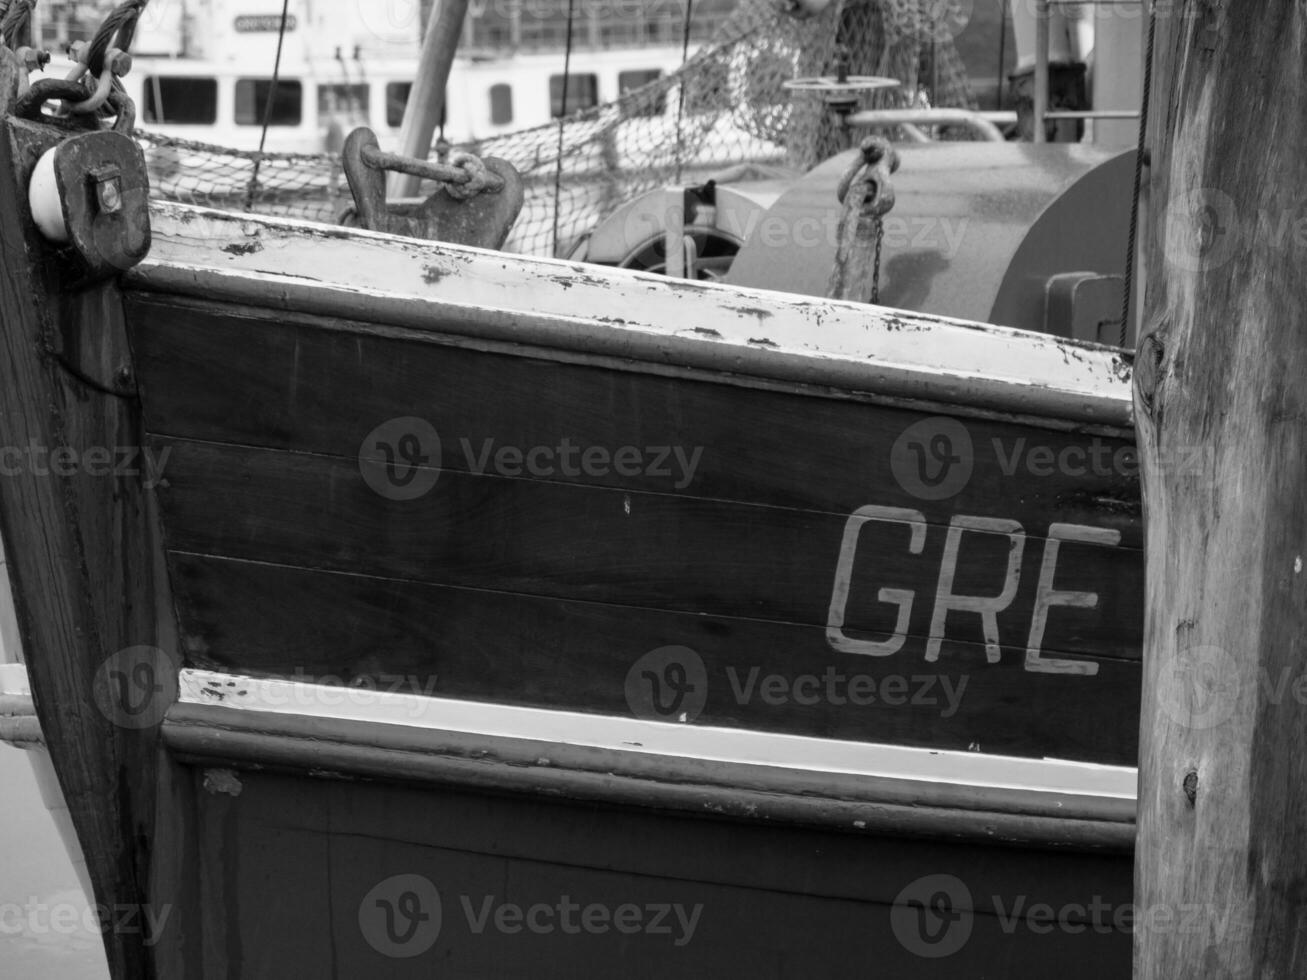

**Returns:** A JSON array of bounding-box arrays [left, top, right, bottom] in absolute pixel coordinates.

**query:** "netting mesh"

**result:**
[[137, 0, 974, 257]]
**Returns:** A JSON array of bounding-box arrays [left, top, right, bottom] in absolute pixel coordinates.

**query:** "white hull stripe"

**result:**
[[178, 668, 1136, 802]]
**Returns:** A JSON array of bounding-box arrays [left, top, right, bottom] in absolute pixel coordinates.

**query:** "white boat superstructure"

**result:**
[[33, 0, 727, 151]]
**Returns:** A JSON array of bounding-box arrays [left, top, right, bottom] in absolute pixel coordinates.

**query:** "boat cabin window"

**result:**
[[235, 78, 303, 126], [142, 76, 218, 125], [489, 83, 513, 125], [318, 83, 370, 120], [386, 82, 412, 128], [618, 69, 665, 117], [384, 83, 447, 130], [550, 73, 599, 117]]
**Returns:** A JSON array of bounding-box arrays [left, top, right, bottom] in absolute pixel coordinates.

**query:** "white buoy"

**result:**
[[28, 146, 69, 244]]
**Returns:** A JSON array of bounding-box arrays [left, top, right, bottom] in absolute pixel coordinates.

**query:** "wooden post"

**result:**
[[388, 0, 471, 199], [1135, 2, 1307, 976]]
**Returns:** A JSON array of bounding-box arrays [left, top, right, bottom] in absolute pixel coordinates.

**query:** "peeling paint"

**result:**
[[203, 769, 243, 796]]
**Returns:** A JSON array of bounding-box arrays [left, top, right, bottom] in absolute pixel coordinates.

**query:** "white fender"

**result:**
[[28, 146, 70, 244]]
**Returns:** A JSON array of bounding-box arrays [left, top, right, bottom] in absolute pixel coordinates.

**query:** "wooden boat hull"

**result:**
[[0, 63, 1141, 975]]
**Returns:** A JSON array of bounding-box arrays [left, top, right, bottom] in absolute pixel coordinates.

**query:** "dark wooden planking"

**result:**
[[190, 770, 1131, 979], [156, 439, 1141, 662], [125, 294, 1143, 546], [0, 87, 165, 978], [169, 554, 1141, 765]]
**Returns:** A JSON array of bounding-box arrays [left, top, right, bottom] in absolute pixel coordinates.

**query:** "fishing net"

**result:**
[[134, 0, 975, 257]]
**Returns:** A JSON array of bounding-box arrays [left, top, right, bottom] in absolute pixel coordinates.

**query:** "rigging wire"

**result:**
[[550, 0, 577, 256], [243, 0, 292, 212], [674, 0, 696, 182], [1121, 1, 1157, 349]]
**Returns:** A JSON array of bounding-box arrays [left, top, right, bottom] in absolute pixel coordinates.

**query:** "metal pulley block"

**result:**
[[340, 127, 524, 250], [19, 83, 151, 279]]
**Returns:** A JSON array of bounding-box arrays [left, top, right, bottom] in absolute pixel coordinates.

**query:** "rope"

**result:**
[[0, 0, 33, 50], [1121, 1, 1157, 348], [550, 0, 576, 256], [83, 0, 145, 76], [674, 0, 695, 182], [243, 0, 292, 212]]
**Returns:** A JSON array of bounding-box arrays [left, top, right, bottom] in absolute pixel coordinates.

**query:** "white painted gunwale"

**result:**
[[178, 668, 1136, 804], [129, 203, 1135, 428]]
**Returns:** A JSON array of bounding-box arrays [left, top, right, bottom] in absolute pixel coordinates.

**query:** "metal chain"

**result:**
[[871, 215, 884, 305]]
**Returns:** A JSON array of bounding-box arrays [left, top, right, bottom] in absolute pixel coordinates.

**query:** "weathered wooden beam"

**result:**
[[1134, 2, 1307, 976], [389, 0, 470, 199], [0, 53, 172, 978]]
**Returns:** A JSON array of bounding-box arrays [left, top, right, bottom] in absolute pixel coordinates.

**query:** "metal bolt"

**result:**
[[93, 173, 123, 215], [107, 49, 133, 78]]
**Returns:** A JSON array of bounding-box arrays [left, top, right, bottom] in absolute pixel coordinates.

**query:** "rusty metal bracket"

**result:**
[[340, 127, 523, 250], [828, 136, 900, 305]]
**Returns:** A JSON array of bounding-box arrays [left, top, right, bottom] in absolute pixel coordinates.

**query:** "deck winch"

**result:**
[[576, 141, 1136, 345]]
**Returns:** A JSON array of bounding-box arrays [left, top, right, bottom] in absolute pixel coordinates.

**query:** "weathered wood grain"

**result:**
[[0, 65, 165, 979], [153, 438, 1141, 662], [126, 295, 1143, 545], [1134, 2, 1307, 976], [168, 554, 1142, 764], [181, 769, 1132, 978]]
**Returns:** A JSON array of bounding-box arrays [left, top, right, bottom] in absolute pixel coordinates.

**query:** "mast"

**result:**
[[1135, 1, 1307, 976], [389, 0, 471, 198]]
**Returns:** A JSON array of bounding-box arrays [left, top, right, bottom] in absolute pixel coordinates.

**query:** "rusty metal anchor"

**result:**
[[341, 127, 523, 250]]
